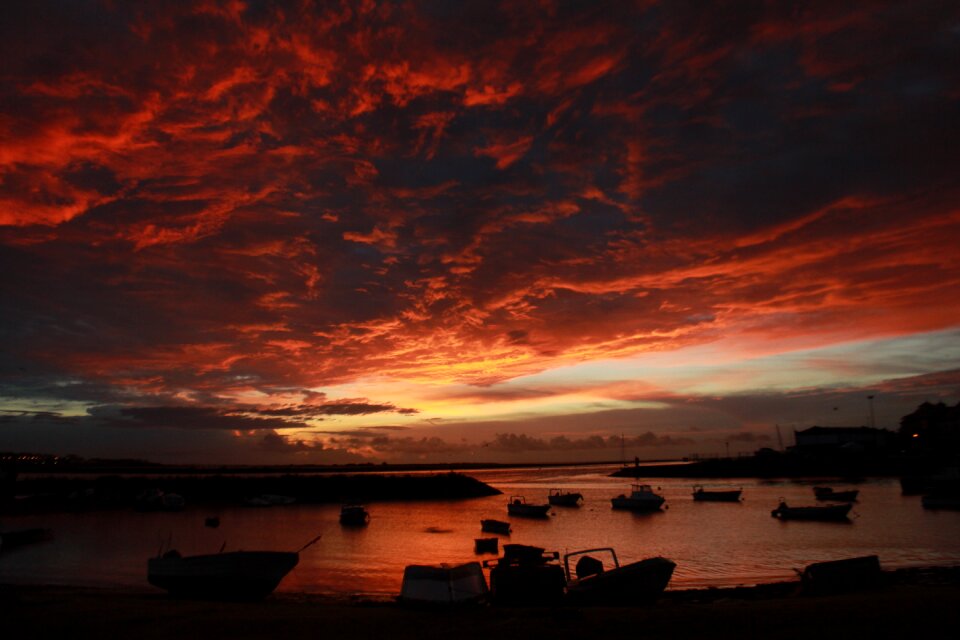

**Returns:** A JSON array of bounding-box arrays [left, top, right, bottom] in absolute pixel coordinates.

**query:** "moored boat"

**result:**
[[563, 547, 675, 605], [340, 504, 370, 525], [692, 485, 742, 502], [398, 562, 488, 605], [771, 500, 851, 521], [506, 495, 551, 518], [480, 519, 511, 535], [611, 484, 665, 511], [147, 550, 299, 600], [813, 487, 859, 502], [548, 488, 583, 506]]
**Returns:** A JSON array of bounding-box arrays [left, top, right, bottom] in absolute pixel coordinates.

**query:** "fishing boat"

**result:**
[[485, 544, 566, 606], [148, 551, 299, 600], [692, 485, 742, 502], [340, 504, 370, 525], [813, 487, 859, 502], [611, 484, 665, 511], [800, 555, 881, 595], [563, 547, 676, 605], [480, 519, 511, 535], [771, 500, 851, 521], [548, 488, 583, 506], [398, 562, 488, 605], [147, 535, 320, 600], [506, 495, 551, 518]]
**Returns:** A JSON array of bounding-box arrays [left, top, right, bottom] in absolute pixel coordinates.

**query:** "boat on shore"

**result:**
[[398, 562, 488, 605], [340, 504, 370, 525], [611, 484, 665, 511], [692, 485, 742, 502], [548, 488, 583, 507], [563, 547, 675, 605], [506, 496, 551, 518], [147, 535, 319, 601], [813, 487, 859, 502], [485, 544, 565, 606], [800, 555, 882, 595], [480, 519, 511, 535], [771, 500, 852, 521], [148, 550, 299, 600]]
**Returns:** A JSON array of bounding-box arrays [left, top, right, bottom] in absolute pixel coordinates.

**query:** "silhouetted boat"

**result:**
[[800, 555, 882, 595], [474, 537, 499, 554], [340, 504, 370, 525], [480, 519, 511, 535], [485, 544, 565, 606], [135, 489, 185, 512], [771, 500, 851, 521], [813, 487, 859, 502], [0, 527, 52, 552], [611, 484, 665, 511], [563, 547, 676, 605], [398, 562, 488, 605], [548, 488, 583, 506], [692, 485, 742, 502], [506, 495, 551, 518], [147, 550, 299, 600]]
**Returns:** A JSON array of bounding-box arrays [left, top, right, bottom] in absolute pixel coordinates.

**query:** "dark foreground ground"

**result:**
[[4, 578, 959, 640]]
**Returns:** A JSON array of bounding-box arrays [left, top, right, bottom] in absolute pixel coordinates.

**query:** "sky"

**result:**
[[1, 0, 959, 465]]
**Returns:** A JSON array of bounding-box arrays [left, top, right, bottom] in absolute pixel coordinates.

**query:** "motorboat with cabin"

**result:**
[[611, 484, 665, 511], [398, 562, 488, 605]]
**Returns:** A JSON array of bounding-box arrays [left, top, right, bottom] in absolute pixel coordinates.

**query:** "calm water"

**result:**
[[2, 464, 960, 596]]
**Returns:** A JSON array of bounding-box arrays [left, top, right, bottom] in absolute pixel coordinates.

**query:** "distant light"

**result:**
[[912, 433, 919, 438]]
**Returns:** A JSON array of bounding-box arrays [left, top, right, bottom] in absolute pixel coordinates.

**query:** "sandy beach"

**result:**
[[5, 575, 959, 640]]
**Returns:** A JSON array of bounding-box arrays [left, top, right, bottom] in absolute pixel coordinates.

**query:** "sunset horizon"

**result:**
[[2, 1, 959, 465]]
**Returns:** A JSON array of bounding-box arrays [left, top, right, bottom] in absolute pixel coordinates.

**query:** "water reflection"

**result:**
[[1, 466, 959, 596]]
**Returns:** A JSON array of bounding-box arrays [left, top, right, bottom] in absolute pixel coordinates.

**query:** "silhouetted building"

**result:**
[[792, 426, 895, 453]]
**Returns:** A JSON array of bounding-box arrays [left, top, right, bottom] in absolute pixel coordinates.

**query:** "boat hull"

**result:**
[[548, 491, 583, 507], [399, 562, 488, 605], [771, 503, 851, 521], [507, 503, 551, 518], [611, 495, 664, 511], [692, 490, 742, 502], [147, 551, 298, 600], [480, 519, 511, 534], [566, 556, 676, 605]]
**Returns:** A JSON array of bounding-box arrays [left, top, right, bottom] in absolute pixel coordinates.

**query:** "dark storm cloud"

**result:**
[[1, 1, 959, 461]]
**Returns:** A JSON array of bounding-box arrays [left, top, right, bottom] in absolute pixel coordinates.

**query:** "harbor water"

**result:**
[[2, 465, 959, 596]]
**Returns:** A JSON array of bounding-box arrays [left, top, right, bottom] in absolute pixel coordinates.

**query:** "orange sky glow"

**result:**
[[1, 1, 959, 464]]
